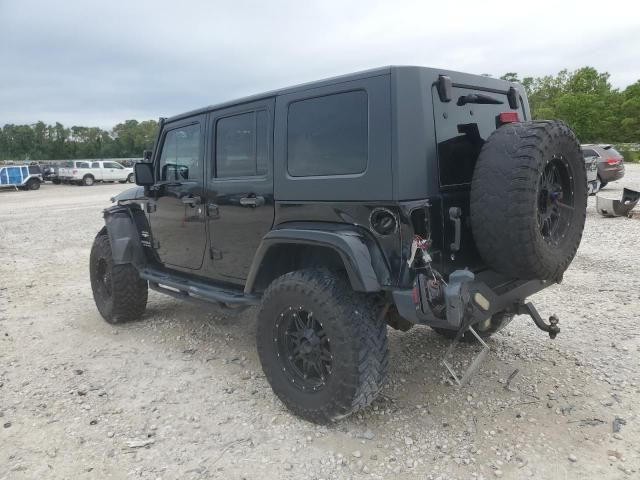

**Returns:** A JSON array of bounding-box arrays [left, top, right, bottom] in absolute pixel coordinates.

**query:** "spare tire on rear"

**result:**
[[470, 120, 586, 281]]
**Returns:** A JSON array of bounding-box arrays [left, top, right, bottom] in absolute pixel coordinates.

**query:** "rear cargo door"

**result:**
[[432, 82, 526, 272]]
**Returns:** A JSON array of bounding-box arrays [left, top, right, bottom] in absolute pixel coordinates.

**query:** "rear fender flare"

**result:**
[[245, 224, 391, 294]]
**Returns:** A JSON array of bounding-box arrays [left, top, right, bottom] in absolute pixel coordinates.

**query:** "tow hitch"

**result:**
[[442, 302, 560, 386], [517, 302, 560, 339]]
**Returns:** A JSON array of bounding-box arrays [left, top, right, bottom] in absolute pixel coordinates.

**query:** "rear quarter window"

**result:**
[[287, 90, 368, 177]]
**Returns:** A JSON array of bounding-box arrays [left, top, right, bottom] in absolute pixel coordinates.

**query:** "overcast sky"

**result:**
[[1, 0, 638, 128]]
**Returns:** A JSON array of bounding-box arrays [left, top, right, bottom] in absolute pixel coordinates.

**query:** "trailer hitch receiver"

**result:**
[[518, 302, 560, 339]]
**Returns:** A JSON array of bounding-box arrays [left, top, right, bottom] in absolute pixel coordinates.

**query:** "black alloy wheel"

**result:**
[[537, 156, 574, 245], [275, 306, 332, 392]]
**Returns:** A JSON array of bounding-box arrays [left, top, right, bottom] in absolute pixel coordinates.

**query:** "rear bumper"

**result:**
[[392, 276, 552, 330], [598, 164, 625, 182]]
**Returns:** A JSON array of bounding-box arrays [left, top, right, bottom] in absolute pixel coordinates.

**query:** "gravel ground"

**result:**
[[1, 168, 639, 480]]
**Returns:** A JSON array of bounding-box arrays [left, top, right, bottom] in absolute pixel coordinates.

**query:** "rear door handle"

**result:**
[[449, 207, 462, 252], [207, 203, 220, 218], [240, 195, 265, 207]]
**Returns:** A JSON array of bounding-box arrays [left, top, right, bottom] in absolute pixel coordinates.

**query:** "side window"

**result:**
[[215, 110, 268, 178], [159, 123, 201, 181], [91, 162, 100, 168], [287, 90, 368, 177], [77, 161, 90, 168], [582, 149, 598, 158]]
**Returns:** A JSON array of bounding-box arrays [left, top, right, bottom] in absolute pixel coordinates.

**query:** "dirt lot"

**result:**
[[1, 169, 639, 480]]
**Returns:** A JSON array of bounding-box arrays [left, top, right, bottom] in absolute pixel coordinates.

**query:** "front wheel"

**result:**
[[127, 173, 135, 183], [90, 231, 148, 323], [27, 179, 41, 190], [257, 269, 389, 424]]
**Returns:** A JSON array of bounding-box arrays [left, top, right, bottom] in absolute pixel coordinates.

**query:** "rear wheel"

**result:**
[[127, 173, 135, 183], [598, 174, 607, 189], [89, 231, 147, 324], [27, 178, 40, 190], [257, 269, 388, 424], [52, 178, 61, 184]]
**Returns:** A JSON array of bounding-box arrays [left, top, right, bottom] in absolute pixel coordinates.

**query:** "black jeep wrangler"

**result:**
[[90, 66, 587, 423]]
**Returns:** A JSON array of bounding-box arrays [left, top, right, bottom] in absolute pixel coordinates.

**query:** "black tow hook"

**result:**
[[518, 302, 560, 339]]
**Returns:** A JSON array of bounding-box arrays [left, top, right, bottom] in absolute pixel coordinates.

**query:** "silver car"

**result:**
[[582, 153, 599, 195], [581, 144, 625, 188]]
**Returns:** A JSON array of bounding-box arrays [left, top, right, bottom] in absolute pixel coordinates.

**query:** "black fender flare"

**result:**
[[102, 204, 147, 267], [244, 224, 391, 294]]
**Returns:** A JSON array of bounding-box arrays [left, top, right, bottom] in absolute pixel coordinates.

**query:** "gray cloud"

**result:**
[[1, 0, 638, 127]]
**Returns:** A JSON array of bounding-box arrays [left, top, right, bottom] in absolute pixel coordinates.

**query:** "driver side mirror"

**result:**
[[135, 162, 154, 186], [143, 149, 153, 161]]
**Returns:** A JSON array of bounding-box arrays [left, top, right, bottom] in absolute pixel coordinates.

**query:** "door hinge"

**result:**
[[153, 240, 160, 249], [209, 247, 222, 260]]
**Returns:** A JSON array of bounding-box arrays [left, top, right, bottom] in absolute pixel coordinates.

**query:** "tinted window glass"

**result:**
[[216, 111, 268, 178], [434, 86, 520, 186], [28, 165, 41, 174], [256, 110, 268, 176], [159, 123, 201, 181], [287, 91, 368, 177], [77, 161, 90, 168], [91, 162, 100, 168], [603, 146, 621, 156], [582, 148, 598, 157]]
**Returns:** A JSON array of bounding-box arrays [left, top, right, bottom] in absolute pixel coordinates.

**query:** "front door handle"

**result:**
[[182, 195, 201, 206], [240, 195, 265, 208]]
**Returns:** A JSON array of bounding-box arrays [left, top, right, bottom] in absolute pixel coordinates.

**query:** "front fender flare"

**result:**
[[245, 225, 391, 293], [103, 205, 145, 266]]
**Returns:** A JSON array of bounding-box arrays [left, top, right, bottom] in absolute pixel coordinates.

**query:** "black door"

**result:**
[[149, 116, 207, 271], [205, 99, 275, 283]]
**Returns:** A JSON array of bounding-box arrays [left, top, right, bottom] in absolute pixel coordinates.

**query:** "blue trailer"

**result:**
[[0, 165, 42, 190]]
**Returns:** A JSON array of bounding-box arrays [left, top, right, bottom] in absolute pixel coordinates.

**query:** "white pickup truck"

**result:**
[[57, 160, 135, 186]]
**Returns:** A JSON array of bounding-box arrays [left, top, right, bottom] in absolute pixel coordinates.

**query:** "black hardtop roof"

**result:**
[[164, 65, 519, 123]]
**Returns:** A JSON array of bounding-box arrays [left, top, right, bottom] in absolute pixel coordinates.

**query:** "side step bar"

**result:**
[[139, 268, 260, 311]]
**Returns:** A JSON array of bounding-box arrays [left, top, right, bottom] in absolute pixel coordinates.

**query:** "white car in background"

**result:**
[[58, 160, 135, 186]]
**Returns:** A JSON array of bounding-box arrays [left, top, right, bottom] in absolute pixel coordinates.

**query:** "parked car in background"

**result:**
[[581, 144, 625, 188], [40, 164, 57, 182], [582, 152, 600, 195], [58, 160, 135, 186], [0, 165, 42, 190]]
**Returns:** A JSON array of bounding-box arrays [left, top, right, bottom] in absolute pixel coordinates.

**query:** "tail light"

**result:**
[[496, 111, 520, 126], [606, 157, 622, 165]]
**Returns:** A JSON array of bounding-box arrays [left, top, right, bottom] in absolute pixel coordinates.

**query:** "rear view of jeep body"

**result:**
[[90, 66, 587, 423]]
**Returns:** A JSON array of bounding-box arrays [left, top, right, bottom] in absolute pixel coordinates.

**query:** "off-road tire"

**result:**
[[470, 120, 587, 280], [83, 174, 95, 186], [257, 269, 388, 424], [27, 178, 40, 190], [432, 312, 514, 342], [89, 231, 147, 324]]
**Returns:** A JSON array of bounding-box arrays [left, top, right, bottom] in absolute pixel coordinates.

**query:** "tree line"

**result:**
[[1, 66, 639, 161], [0, 119, 158, 161]]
